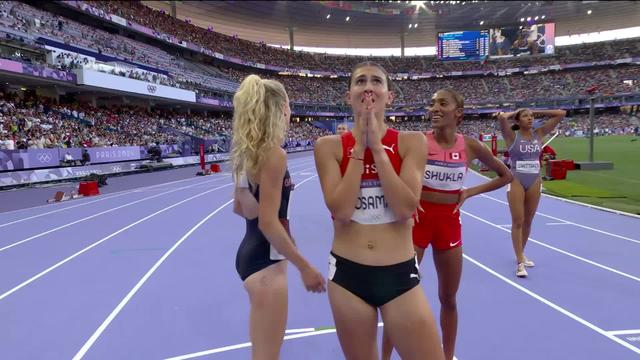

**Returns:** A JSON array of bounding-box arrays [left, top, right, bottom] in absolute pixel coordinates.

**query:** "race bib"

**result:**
[[516, 160, 540, 174], [351, 180, 397, 224], [423, 161, 467, 191]]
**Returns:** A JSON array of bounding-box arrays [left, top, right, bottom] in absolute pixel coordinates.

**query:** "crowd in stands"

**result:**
[[0, 90, 333, 152], [558, 113, 639, 136], [224, 66, 639, 106], [390, 118, 497, 137], [2, 1, 238, 93], [0, 1, 638, 107], [1, 1, 639, 160], [1, 87, 636, 156], [0, 92, 182, 150], [390, 112, 638, 138], [286, 121, 332, 148], [85, 1, 640, 74]]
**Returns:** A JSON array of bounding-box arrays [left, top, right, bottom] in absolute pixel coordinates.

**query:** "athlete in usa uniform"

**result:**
[[495, 108, 566, 277]]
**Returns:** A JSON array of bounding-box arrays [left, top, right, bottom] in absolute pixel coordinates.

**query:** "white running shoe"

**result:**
[[516, 263, 528, 278], [523, 256, 535, 268]]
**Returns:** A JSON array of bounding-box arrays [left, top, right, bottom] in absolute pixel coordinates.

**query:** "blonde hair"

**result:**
[[231, 74, 288, 181]]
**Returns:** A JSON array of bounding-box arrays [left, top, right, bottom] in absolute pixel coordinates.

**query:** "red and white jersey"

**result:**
[[339, 128, 403, 224]]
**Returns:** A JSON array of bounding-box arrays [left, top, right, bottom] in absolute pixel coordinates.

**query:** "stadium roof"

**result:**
[[144, 1, 640, 48]]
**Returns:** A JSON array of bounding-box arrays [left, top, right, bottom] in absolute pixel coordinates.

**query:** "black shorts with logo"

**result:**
[[328, 251, 420, 307]]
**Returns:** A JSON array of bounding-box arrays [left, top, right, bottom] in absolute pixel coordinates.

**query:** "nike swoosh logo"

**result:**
[[449, 240, 461, 247], [409, 273, 420, 279]]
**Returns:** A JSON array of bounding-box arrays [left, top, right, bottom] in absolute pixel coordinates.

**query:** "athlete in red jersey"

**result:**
[[383, 89, 512, 360], [315, 62, 444, 360], [338, 127, 403, 224]]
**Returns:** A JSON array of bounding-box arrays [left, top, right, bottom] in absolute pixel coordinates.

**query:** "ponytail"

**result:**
[[231, 74, 287, 182]]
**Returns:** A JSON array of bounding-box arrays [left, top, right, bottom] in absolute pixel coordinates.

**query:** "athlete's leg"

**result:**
[[507, 180, 526, 264], [329, 281, 380, 359], [522, 178, 542, 258], [243, 261, 288, 360], [381, 246, 426, 360], [380, 287, 444, 360], [433, 247, 463, 360]]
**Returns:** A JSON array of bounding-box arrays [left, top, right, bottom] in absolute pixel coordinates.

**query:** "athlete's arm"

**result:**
[[495, 111, 517, 148], [233, 187, 258, 219], [258, 146, 311, 271], [372, 131, 426, 221], [465, 137, 513, 197], [314, 135, 364, 222], [535, 109, 566, 138]]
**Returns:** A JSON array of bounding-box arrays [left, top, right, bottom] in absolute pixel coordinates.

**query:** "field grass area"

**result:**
[[481, 135, 640, 215]]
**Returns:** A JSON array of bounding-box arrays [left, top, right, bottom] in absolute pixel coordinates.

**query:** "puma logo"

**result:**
[[382, 144, 396, 154]]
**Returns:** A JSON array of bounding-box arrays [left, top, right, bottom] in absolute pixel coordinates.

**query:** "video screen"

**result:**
[[489, 23, 555, 57], [437, 30, 489, 61]]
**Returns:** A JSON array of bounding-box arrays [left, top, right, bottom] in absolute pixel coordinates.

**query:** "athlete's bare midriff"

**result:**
[[420, 191, 458, 205], [331, 220, 415, 265]]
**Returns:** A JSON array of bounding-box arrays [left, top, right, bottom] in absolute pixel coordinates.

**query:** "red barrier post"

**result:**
[[199, 144, 205, 170]]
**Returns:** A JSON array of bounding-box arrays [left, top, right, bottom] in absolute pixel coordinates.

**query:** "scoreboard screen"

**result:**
[[489, 23, 556, 57], [437, 31, 489, 61]]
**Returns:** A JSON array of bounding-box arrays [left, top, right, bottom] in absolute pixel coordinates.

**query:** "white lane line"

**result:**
[[477, 193, 640, 245], [293, 175, 317, 187], [72, 198, 235, 360], [545, 222, 571, 226], [0, 177, 230, 253], [0, 182, 234, 302], [165, 328, 337, 360], [73, 174, 318, 359], [284, 328, 316, 334], [468, 169, 640, 219], [164, 321, 459, 360], [0, 169, 220, 217], [0, 175, 220, 228], [0, 157, 312, 220], [164, 323, 384, 360], [461, 210, 640, 283], [608, 329, 640, 336], [540, 192, 640, 219], [463, 254, 640, 355]]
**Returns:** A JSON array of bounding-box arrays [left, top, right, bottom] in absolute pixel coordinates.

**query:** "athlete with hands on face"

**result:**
[[314, 62, 444, 360]]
